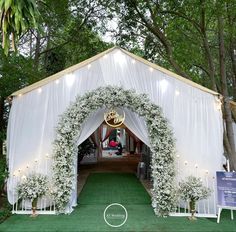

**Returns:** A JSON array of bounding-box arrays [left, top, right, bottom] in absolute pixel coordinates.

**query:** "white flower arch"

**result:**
[[53, 86, 176, 216]]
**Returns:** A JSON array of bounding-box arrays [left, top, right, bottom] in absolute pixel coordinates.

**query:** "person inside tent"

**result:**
[[109, 139, 118, 148], [116, 142, 123, 156]]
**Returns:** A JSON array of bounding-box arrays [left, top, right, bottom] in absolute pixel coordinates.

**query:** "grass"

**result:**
[[0, 173, 235, 232]]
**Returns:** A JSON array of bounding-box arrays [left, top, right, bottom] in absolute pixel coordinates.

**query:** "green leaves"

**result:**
[[0, 0, 40, 55]]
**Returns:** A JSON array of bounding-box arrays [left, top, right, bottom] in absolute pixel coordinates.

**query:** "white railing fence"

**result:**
[[12, 194, 56, 215], [169, 157, 218, 218]]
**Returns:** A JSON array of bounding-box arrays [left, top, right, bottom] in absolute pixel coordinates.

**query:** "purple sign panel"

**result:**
[[216, 171, 236, 207]]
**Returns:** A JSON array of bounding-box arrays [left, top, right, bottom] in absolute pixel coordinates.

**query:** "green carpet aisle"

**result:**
[[0, 173, 235, 232]]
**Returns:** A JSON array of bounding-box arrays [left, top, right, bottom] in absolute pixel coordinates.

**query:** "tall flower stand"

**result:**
[[189, 200, 197, 220], [30, 198, 38, 217]]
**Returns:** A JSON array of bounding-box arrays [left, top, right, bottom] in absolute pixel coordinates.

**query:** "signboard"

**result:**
[[104, 108, 125, 128], [216, 171, 236, 207]]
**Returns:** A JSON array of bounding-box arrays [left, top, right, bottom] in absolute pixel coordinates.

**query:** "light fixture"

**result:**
[[114, 50, 125, 65], [66, 73, 75, 87], [160, 79, 168, 92], [175, 90, 180, 96]]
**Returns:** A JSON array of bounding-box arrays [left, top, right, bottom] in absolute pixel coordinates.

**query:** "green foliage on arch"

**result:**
[[53, 86, 176, 216]]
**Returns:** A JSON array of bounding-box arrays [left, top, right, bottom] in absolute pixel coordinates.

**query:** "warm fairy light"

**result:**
[[114, 50, 125, 65], [66, 73, 75, 87], [175, 90, 180, 96], [55, 79, 60, 84], [184, 161, 188, 166], [21, 175, 26, 180], [205, 170, 209, 175], [37, 88, 42, 93], [45, 153, 50, 159], [87, 64, 91, 69], [149, 67, 154, 72], [34, 159, 38, 163], [18, 94, 22, 97], [103, 54, 108, 59], [26, 165, 30, 169], [195, 164, 198, 169], [160, 79, 168, 92], [131, 59, 136, 64], [176, 154, 180, 158]]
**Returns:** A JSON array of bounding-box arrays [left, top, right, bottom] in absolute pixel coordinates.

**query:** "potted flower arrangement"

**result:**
[[17, 173, 48, 217], [178, 176, 211, 220]]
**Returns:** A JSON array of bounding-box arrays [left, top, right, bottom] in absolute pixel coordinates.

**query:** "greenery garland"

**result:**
[[52, 86, 176, 215]]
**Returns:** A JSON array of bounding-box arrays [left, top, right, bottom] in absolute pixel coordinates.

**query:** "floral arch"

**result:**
[[52, 86, 176, 216]]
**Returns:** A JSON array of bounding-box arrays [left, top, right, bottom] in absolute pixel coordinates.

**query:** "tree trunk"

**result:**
[[218, 15, 236, 170], [199, 0, 217, 91], [34, 31, 41, 70], [0, 97, 4, 158]]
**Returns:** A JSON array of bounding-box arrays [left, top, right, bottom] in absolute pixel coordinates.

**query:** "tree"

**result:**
[[0, 0, 40, 55], [102, 0, 236, 170]]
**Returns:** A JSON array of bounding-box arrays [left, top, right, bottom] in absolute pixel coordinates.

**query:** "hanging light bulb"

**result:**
[[66, 73, 75, 87]]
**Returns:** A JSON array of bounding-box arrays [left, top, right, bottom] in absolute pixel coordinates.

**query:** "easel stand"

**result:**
[[217, 206, 235, 223]]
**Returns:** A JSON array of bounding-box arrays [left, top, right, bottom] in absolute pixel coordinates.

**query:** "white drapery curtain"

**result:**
[[7, 48, 224, 214]]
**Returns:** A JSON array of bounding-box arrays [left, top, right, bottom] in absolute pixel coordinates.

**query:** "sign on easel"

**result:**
[[216, 171, 236, 223]]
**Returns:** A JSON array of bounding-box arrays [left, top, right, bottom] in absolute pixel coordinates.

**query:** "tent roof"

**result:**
[[11, 46, 220, 97]]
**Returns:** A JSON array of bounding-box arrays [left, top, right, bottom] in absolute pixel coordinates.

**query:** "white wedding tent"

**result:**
[[7, 47, 224, 215]]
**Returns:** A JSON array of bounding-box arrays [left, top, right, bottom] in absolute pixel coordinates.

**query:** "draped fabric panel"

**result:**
[[7, 48, 224, 214]]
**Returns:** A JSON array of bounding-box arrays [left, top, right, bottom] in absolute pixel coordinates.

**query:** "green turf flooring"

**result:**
[[0, 173, 236, 232]]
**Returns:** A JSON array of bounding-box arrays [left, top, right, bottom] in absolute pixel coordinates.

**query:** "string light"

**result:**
[[18, 94, 22, 97], [184, 161, 188, 166], [205, 170, 209, 175], [175, 90, 180, 96], [114, 50, 125, 65], [34, 159, 38, 163], [195, 164, 198, 169], [103, 54, 108, 59], [55, 79, 60, 84], [87, 64, 91, 69], [37, 88, 42, 93], [160, 79, 168, 92], [66, 73, 75, 87], [131, 59, 136, 64], [176, 154, 180, 158], [45, 153, 50, 159], [21, 175, 26, 180], [149, 67, 154, 72]]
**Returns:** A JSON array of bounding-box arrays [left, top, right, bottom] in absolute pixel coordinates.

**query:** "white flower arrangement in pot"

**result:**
[[178, 176, 211, 220], [17, 173, 48, 217]]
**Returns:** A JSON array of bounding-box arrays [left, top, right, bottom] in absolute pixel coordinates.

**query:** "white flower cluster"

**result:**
[[52, 86, 176, 215], [178, 176, 211, 201], [17, 173, 48, 200]]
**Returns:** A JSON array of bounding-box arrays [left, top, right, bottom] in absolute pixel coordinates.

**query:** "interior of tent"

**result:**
[[7, 47, 224, 215]]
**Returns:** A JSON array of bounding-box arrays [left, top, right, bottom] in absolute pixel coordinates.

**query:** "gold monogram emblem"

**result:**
[[104, 108, 125, 128]]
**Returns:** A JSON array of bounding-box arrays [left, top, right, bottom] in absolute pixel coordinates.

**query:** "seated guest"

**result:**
[[109, 139, 118, 147]]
